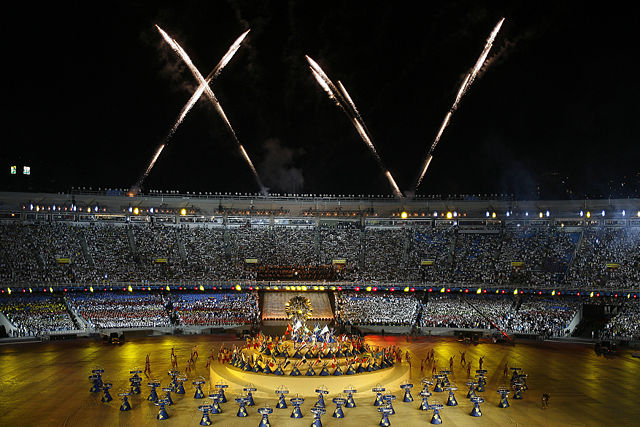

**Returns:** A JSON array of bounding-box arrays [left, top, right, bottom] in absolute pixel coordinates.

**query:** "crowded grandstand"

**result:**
[[0, 191, 638, 342]]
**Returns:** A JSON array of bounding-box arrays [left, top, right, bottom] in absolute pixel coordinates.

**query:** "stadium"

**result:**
[[1, 190, 639, 426], [3, 2, 640, 426]]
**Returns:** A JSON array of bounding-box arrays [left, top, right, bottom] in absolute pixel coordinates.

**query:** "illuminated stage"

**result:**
[[210, 360, 409, 397]]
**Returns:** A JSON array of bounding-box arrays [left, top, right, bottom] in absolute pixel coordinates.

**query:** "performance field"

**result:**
[[1, 334, 638, 426]]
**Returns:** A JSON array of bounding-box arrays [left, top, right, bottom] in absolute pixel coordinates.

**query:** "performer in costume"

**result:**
[[144, 354, 151, 378]]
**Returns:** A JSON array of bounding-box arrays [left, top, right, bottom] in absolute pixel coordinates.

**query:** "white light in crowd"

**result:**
[[506, 211, 510, 217], [545, 210, 550, 217], [579, 210, 583, 217], [485, 211, 490, 217], [525, 212, 529, 217], [453, 211, 457, 217], [128, 206, 133, 213], [601, 210, 605, 217], [29, 203, 33, 210], [622, 210, 625, 216]]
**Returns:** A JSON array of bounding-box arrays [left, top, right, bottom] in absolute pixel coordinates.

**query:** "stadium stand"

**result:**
[[1, 221, 638, 289], [0, 294, 77, 336]]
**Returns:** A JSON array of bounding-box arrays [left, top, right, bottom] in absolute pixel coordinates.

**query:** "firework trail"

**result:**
[[133, 29, 250, 194], [173, 29, 250, 132], [306, 55, 403, 198], [133, 27, 265, 195], [414, 18, 505, 191]]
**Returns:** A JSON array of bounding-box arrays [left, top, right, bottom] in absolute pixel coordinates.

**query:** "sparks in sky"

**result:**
[[414, 18, 505, 191], [306, 55, 403, 198], [132, 26, 265, 195]]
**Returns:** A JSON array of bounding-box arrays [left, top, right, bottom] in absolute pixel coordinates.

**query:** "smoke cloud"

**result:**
[[258, 138, 304, 193]]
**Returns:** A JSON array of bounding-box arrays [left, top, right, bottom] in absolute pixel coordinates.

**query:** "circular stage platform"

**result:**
[[210, 361, 410, 397]]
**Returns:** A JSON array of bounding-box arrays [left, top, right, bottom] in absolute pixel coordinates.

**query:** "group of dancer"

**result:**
[[142, 344, 203, 378], [417, 348, 495, 378]]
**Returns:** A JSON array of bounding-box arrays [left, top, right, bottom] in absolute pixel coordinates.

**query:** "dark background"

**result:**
[[2, 1, 639, 199]]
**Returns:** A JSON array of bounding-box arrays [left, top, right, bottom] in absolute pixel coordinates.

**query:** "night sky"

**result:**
[[2, 1, 639, 199]]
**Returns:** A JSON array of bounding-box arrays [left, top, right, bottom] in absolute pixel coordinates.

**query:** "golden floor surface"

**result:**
[[0, 334, 637, 426]]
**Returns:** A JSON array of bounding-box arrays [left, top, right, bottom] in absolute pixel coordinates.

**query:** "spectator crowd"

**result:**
[[172, 292, 260, 326], [0, 221, 637, 289], [0, 295, 77, 336]]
